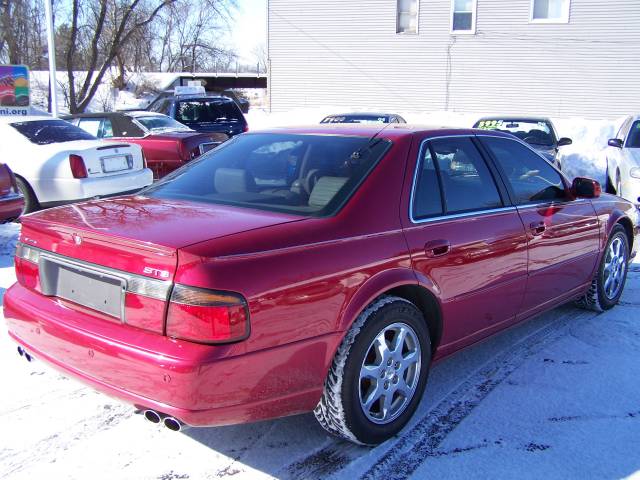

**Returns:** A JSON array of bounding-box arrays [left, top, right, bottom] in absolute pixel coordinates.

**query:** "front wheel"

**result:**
[[576, 225, 629, 311], [314, 296, 431, 445]]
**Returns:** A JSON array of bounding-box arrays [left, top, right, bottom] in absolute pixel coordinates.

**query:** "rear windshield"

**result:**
[[475, 119, 556, 146], [136, 115, 191, 132], [11, 119, 96, 145], [322, 115, 390, 124], [176, 100, 244, 124], [144, 133, 391, 217]]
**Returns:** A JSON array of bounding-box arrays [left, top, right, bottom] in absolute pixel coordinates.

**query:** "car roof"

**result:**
[[62, 111, 168, 119], [166, 94, 234, 102], [324, 113, 401, 117], [251, 124, 514, 141], [475, 115, 553, 123]]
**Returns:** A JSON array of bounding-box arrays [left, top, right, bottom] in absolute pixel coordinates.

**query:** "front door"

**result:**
[[478, 135, 600, 317], [402, 135, 529, 356]]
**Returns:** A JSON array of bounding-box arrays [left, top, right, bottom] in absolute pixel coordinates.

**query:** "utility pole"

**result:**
[[44, 0, 58, 117]]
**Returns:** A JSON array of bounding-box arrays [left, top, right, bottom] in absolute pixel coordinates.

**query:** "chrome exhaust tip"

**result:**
[[163, 416, 185, 432], [143, 410, 162, 424]]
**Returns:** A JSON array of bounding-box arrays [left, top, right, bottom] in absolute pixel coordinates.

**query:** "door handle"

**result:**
[[424, 240, 451, 257], [530, 221, 546, 236]]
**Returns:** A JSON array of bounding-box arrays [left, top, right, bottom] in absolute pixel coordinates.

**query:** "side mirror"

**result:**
[[557, 137, 572, 147], [608, 138, 624, 148], [572, 177, 601, 199]]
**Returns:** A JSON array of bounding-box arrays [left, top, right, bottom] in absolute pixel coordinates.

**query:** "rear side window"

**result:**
[[412, 147, 443, 219], [11, 120, 96, 145], [480, 136, 566, 204], [176, 100, 244, 123], [431, 137, 502, 214], [77, 118, 113, 138]]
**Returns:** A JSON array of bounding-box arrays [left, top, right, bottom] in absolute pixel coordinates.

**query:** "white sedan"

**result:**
[[0, 116, 153, 213], [606, 115, 640, 204]]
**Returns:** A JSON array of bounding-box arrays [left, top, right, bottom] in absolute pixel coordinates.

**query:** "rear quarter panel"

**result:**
[[176, 134, 415, 355], [590, 193, 639, 260]]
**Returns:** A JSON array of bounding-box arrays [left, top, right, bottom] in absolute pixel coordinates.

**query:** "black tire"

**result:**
[[15, 176, 39, 214], [605, 165, 616, 194], [576, 225, 629, 312], [314, 296, 431, 445]]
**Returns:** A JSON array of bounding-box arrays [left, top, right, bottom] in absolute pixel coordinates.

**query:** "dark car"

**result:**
[[5, 124, 637, 446], [321, 112, 407, 124], [64, 111, 228, 179], [0, 162, 24, 222], [146, 91, 248, 138], [473, 116, 572, 169]]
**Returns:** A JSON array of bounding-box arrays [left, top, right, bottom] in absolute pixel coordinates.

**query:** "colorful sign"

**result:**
[[0, 65, 29, 115]]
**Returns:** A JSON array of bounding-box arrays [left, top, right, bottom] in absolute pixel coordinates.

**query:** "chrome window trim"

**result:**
[[409, 134, 510, 224], [16, 242, 172, 303]]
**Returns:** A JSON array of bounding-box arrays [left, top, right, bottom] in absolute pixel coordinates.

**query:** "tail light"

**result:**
[[15, 243, 41, 291], [242, 124, 249, 133], [69, 154, 88, 178], [166, 285, 250, 344]]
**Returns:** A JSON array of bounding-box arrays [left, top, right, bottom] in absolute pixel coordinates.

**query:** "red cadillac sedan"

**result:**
[[4, 125, 638, 445]]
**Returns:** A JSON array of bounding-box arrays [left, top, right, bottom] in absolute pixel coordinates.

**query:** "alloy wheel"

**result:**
[[603, 237, 627, 300], [359, 322, 421, 425]]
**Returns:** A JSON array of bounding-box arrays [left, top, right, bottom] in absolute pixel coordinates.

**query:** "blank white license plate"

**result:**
[[101, 155, 130, 173]]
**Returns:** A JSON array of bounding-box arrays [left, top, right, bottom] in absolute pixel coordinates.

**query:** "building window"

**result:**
[[451, 0, 477, 33], [397, 0, 419, 34], [531, 0, 570, 23]]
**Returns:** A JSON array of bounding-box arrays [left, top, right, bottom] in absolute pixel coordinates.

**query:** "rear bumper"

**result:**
[[0, 192, 23, 222], [33, 168, 153, 204], [3, 283, 335, 426]]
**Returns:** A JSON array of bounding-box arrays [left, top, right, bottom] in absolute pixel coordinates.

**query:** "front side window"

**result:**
[[626, 121, 640, 148], [430, 137, 503, 214], [397, 0, 419, 34], [144, 133, 391, 217], [531, 0, 570, 23], [451, 0, 476, 33], [11, 119, 96, 145], [481, 136, 566, 204]]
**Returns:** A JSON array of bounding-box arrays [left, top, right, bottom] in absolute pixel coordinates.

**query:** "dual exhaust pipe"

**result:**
[[17, 346, 33, 363], [143, 409, 186, 432], [16, 346, 185, 432]]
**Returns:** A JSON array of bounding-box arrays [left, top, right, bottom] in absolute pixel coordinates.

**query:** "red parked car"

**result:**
[[64, 111, 228, 179], [4, 125, 638, 445], [0, 162, 24, 222]]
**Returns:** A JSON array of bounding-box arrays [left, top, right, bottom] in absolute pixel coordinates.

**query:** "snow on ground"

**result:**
[[2, 218, 640, 479]]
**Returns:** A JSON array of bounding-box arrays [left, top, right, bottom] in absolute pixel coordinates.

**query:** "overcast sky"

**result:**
[[231, 0, 267, 63]]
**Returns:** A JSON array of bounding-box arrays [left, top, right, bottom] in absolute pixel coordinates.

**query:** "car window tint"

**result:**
[[481, 136, 566, 204], [627, 121, 640, 148], [176, 100, 243, 123], [144, 133, 391, 217], [430, 137, 502, 214], [78, 118, 103, 137], [11, 120, 96, 144], [412, 146, 443, 219]]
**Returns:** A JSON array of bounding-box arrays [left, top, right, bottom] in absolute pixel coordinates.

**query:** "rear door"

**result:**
[[478, 135, 600, 317], [402, 135, 528, 356]]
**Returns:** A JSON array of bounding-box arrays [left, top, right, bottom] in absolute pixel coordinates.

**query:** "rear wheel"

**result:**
[[314, 296, 431, 445], [576, 225, 629, 311], [15, 177, 39, 214]]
